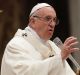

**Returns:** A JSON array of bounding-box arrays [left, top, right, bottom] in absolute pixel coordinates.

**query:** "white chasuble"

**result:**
[[1, 28, 76, 75]]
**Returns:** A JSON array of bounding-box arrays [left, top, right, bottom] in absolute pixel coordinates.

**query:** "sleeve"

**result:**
[[1, 41, 64, 75]]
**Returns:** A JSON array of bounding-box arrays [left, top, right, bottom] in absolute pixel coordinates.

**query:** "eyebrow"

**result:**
[[43, 15, 57, 20]]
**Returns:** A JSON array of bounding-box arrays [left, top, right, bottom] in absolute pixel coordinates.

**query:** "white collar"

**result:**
[[25, 26, 48, 45]]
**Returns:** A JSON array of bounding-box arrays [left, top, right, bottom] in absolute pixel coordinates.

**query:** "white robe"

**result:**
[[1, 27, 76, 75]]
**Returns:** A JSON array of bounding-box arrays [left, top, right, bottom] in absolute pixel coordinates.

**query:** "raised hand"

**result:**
[[61, 36, 79, 60]]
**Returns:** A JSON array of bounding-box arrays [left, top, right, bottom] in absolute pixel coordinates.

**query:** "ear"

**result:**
[[29, 17, 36, 24], [28, 17, 36, 29]]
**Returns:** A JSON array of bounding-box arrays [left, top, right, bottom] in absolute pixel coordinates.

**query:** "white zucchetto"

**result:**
[[30, 3, 52, 16]]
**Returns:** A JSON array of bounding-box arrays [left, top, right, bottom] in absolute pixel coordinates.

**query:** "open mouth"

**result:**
[[49, 29, 53, 32], [48, 29, 53, 34]]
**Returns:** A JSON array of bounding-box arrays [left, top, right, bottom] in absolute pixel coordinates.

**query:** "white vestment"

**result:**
[[1, 27, 76, 75]]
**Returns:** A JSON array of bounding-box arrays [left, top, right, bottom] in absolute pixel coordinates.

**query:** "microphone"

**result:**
[[53, 37, 80, 75]]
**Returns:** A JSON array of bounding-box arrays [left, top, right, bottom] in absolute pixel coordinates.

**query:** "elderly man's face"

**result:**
[[32, 7, 57, 41]]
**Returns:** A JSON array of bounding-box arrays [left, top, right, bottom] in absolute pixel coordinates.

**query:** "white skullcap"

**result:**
[[30, 3, 52, 16]]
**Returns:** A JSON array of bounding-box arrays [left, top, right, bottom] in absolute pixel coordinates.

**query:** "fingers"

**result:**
[[69, 41, 79, 48], [61, 36, 79, 60], [70, 48, 80, 52], [64, 36, 77, 46], [63, 36, 79, 52]]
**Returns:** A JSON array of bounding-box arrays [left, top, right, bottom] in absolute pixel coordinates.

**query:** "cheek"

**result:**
[[38, 24, 47, 30], [40, 25, 48, 32], [35, 22, 48, 33]]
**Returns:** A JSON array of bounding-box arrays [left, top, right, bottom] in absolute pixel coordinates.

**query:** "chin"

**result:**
[[47, 36, 52, 40]]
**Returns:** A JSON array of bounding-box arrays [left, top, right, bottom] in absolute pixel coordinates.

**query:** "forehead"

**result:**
[[35, 7, 56, 17]]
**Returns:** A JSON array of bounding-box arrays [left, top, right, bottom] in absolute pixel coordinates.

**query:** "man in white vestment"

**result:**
[[1, 3, 79, 75]]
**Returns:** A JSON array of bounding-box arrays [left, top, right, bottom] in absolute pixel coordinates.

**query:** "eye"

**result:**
[[45, 16, 52, 21], [53, 17, 57, 22], [53, 17, 59, 25]]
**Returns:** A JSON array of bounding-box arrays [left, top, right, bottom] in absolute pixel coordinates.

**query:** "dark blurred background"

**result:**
[[0, 0, 80, 73]]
